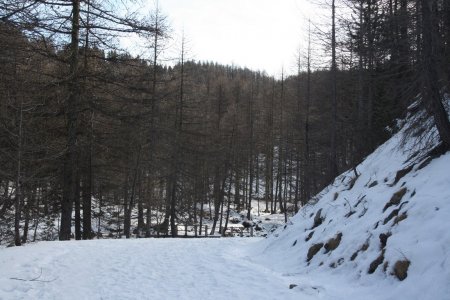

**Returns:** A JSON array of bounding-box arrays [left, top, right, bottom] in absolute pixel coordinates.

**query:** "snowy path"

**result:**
[[0, 238, 300, 300]]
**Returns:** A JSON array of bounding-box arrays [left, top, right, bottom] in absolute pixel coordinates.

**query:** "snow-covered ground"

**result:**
[[0, 238, 302, 300], [247, 103, 450, 300], [1, 102, 449, 300]]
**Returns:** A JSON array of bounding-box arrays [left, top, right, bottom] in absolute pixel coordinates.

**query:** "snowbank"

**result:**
[[249, 105, 450, 300]]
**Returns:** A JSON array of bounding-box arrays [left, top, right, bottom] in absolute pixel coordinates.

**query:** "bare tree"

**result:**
[[420, 0, 450, 149]]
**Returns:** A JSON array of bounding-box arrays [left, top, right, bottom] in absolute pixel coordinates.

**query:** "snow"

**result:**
[[245, 105, 450, 299], [1, 101, 449, 299], [0, 238, 301, 300]]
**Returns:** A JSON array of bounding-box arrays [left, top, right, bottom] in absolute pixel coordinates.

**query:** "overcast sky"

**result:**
[[140, 0, 316, 77]]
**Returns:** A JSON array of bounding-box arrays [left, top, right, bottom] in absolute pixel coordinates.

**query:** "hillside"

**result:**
[[248, 102, 450, 299]]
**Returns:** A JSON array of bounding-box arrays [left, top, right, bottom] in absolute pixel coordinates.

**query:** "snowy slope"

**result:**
[[248, 105, 450, 299]]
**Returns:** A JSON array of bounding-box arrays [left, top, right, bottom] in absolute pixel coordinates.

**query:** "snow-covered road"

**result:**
[[0, 238, 300, 300]]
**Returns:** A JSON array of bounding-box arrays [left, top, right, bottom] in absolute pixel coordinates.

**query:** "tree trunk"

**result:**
[[247, 81, 255, 220], [74, 171, 81, 240], [199, 168, 206, 236], [60, 0, 81, 241], [276, 148, 284, 212], [32, 186, 40, 242], [97, 185, 102, 238], [420, 0, 450, 149], [124, 150, 141, 238], [234, 168, 241, 211], [14, 96, 24, 246], [137, 177, 144, 234], [264, 147, 272, 213], [210, 169, 221, 234], [145, 176, 153, 237], [82, 170, 92, 239], [21, 188, 32, 244], [445, 0, 450, 80], [330, 0, 338, 180], [303, 22, 312, 205], [169, 170, 177, 238], [223, 174, 233, 235], [82, 109, 94, 240], [218, 178, 226, 234]]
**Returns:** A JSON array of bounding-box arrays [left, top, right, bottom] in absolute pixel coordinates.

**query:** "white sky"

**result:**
[[141, 0, 316, 77]]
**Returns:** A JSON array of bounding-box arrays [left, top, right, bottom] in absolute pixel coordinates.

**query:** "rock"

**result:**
[[333, 192, 339, 201], [368, 180, 378, 188], [383, 187, 407, 212], [379, 232, 391, 249], [307, 243, 324, 262], [393, 212, 408, 225], [368, 249, 385, 274], [311, 209, 324, 229], [324, 233, 342, 253], [242, 220, 253, 228], [393, 260, 410, 281], [305, 231, 314, 242], [392, 165, 413, 186], [230, 218, 240, 224]]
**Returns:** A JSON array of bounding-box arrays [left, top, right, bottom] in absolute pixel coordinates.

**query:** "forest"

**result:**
[[0, 0, 449, 246]]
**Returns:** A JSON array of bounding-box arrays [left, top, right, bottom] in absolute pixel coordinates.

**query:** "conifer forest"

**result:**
[[1, 0, 449, 246]]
